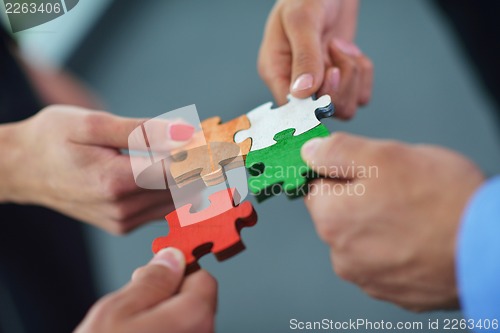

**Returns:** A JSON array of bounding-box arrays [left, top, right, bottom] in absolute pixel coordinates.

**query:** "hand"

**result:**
[[1, 105, 194, 234], [301, 133, 484, 311], [258, 0, 373, 119], [75, 248, 217, 333]]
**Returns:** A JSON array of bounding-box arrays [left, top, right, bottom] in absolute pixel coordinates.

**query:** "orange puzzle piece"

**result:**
[[200, 116, 252, 158], [169, 142, 244, 187], [152, 188, 257, 273], [172, 115, 251, 158]]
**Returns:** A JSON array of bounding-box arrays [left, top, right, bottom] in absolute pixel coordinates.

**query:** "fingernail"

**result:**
[[150, 247, 185, 272], [302, 138, 324, 160], [350, 43, 362, 56], [332, 38, 361, 56], [331, 67, 340, 92], [168, 123, 195, 141], [291, 73, 314, 92]]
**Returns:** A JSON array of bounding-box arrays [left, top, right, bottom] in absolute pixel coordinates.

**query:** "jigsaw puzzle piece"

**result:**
[[169, 142, 244, 187], [245, 124, 330, 202], [314, 101, 335, 119], [170, 115, 251, 158], [200, 115, 252, 157], [152, 188, 257, 273], [176, 185, 240, 227], [234, 94, 332, 152]]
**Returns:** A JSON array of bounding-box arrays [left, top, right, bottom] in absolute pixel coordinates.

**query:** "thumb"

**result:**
[[109, 248, 186, 317], [301, 132, 375, 179], [74, 112, 195, 150], [284, 14, 324, 99], [71, 111, 147, 148]]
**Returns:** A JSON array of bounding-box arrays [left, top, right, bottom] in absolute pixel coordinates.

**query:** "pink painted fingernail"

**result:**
[[332, 38, 352, 54], [169, 123, 195, 141], [332, 38, 361, 56], [291, 73, 314, 92], [350, 43, 362, 56], [151, 247, 185, 272], [331, 67, 340, 92]]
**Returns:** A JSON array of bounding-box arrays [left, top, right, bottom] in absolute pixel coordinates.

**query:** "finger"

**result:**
[[357, 55, 374, 105], [179, 270, 218, 313], [72, 112, 195, 149], [282, 7, 325, 98], [98, 153, 182, 208], [63, 144, 143, 202], [95, 190, 173, 232], [95, 154, 145, 200], [119, 198, 175, 233], [69, 111, 147, 148], [317, 66, 341, 104], [328, 38, 362, 119], [102, 151, 176, 200], [258, 8, 293, 105], [332, 40, 373, 108], [305, 179, 359, 245], [270, 76, 293, 106], [331, 37, 362, 57], [106, 248, 186, 317], [301, 132, 377, 179], [76, 199, 172, 235], [132, 270, 217, 333]]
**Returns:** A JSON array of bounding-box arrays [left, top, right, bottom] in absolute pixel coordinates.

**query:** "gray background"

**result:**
[[66, 0, 500, 332]]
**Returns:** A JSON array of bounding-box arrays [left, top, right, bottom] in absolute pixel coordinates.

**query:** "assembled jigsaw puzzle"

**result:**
[[129, 94, 334, 272]]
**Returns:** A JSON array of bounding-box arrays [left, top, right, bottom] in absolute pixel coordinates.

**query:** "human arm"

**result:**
[[75, 248, 217, 333], [0, 105, 194, 234], [3, 30, 101, 109], [22, 61, 102, 109], [258, 0, 373, 119], [457, 176, 500, 326]]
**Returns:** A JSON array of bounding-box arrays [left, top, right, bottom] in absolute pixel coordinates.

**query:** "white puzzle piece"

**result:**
[[234, 95, 332, 152]]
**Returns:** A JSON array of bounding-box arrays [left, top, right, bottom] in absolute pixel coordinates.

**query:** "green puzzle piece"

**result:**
[[245, 124, 330, 202]]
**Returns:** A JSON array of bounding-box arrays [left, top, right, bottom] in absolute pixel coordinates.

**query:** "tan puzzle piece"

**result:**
[[172, 115, 251, 158], [201, 115, 251, 157], [170, 142, 244, 187]]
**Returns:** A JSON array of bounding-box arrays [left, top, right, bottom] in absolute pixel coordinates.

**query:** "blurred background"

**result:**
[[9, 0, 500, 332]]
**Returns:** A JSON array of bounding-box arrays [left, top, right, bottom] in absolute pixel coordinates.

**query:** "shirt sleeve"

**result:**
[[457, 176, 500, 329]]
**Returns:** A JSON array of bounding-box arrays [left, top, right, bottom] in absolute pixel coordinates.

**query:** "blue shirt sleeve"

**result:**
[[457, 176, 500, 331]]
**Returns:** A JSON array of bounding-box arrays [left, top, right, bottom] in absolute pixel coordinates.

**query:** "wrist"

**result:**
[[0, 121, 30, 204]]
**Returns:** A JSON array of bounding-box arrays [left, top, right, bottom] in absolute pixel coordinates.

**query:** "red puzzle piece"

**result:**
[[152, 188, 257, 273]]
